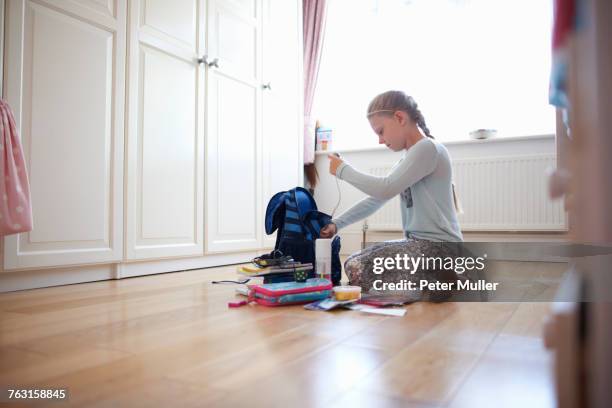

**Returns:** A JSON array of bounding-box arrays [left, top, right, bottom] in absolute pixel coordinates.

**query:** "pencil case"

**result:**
[[229, 278, 332, 307]]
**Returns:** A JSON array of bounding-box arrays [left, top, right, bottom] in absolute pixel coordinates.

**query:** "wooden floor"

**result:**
[[0, 260, 565, 407]]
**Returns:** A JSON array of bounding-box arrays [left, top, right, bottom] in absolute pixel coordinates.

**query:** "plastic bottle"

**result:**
[[315, 238, 332, 282]]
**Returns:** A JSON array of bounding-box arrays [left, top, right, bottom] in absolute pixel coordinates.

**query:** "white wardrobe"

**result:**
[[0, 0, 303, 291]]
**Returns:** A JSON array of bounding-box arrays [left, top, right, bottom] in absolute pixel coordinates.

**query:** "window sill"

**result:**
[[314, 133, 555, 155]]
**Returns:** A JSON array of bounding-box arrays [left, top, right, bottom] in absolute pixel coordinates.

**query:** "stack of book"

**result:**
[[237, 260, 314, 283]]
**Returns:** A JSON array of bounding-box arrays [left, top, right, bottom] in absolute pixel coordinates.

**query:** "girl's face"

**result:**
[[368, 111, 410, 151]]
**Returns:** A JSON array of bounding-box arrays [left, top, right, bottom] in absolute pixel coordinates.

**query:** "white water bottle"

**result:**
[[315, 238, 332, 282]]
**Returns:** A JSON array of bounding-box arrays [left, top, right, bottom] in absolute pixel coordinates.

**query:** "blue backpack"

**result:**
[[265, 187, 341, 285]]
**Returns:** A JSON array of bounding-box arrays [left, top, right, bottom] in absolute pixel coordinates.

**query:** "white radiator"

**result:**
[[367, 154, 567, 232]]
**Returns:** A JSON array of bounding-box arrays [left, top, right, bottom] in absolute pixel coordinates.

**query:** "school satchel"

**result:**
[[264, 187, 341, 285]]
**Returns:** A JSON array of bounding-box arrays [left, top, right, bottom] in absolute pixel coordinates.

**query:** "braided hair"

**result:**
[[367, 90, 463, 212], [367, 90, 434, 138]]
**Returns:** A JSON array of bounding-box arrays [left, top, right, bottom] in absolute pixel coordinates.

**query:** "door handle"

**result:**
[[197, 55, 208, 65], [207, 57, 219, 68], [197, 55, 220, 68]]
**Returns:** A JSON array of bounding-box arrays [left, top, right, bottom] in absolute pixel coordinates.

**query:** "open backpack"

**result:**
[[265, 187, 342, 286]]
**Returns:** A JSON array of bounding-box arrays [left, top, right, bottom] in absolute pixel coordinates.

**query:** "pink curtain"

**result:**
[[0, 100, 33, 236], [303, 0, 328, 166]]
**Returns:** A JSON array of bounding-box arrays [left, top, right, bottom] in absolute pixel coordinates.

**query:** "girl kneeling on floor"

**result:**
[[321, 90, 467, 302]]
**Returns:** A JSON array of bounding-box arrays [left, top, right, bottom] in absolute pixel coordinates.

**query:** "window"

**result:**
[[312, 0, 556, 150]]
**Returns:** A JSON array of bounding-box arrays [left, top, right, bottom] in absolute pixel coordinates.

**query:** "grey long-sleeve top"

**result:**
[[331, 137, 463, 242]]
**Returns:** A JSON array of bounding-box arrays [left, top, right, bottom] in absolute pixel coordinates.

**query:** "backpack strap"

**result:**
[[292, 188, 321, 241], [281, 192, 307, 239], [293, 187, 318, 217]]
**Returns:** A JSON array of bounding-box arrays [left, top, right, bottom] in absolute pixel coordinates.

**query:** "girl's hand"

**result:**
[[328, 154, 344, 176], [320, 223, 337, 238]]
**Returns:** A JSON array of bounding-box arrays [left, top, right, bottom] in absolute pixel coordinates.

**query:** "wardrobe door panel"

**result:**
[[141, 0, 197, 49], [205, 0, 262, 253], [140, 47, 197, 240], [3, 0, 126, 269], [261, 0, 303, 248], [125, 0, 205, 260]]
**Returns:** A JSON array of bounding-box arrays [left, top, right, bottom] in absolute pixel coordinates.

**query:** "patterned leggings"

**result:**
[[344, 238, 472, 302]]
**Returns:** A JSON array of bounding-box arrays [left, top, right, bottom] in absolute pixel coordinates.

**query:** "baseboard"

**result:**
[[462, 231, 570, 242], [0, 264, 115, 293], [117, 251, 260, 278], [0, 251, 262, 293]]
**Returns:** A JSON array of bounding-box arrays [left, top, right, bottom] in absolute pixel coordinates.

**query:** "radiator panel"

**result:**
[[366, 154, 567, 232]]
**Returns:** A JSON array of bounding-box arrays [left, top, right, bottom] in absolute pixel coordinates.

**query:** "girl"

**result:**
[[320, 90, 465, 301]]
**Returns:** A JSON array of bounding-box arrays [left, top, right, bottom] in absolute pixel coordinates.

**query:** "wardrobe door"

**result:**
[[205, 0, 263, 253], [261, 0, 303, 248], [125, 0, 205, 260], [3, 0, 126, 269]]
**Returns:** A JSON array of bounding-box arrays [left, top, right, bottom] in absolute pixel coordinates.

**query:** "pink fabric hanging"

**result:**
[[0, 99, 33, 236], [303, 0, 328, 166]]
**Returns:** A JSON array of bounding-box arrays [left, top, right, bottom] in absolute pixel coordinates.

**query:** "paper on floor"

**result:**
[[345, 304, 407, 317]]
